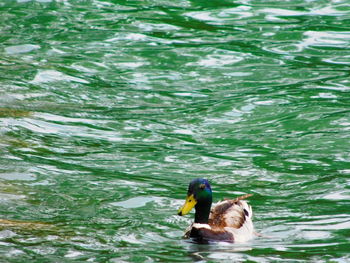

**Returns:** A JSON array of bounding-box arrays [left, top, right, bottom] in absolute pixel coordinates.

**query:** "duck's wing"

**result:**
[[209, 195, 254, 242], [209, 194, 253, 228]]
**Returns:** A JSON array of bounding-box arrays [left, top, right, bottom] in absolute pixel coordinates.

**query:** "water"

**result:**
[[1, 0, 349, 262]]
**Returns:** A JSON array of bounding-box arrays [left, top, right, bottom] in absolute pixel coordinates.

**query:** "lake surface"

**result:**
[[1, 0, 349, 262]]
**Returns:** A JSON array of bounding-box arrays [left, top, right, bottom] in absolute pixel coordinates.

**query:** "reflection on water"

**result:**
[[186, 241, 253, 261]]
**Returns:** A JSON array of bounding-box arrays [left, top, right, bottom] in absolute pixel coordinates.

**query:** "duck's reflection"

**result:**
[[184, 239, 252, 262]]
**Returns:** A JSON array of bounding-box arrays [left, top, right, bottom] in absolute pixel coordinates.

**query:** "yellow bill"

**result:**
[[178, 194, 197, 216]]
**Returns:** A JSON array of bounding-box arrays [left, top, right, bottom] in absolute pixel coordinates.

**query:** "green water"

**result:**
[[1, 0, 350, 262]]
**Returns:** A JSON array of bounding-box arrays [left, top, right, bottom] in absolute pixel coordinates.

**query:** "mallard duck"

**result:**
[[177, 178, 254, 243]]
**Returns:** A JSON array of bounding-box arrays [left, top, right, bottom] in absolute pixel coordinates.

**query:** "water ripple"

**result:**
[[1, 0, 350, 262]]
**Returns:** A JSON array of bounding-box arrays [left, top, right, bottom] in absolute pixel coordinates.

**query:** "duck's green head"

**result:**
[[178, 178, 212, 216]]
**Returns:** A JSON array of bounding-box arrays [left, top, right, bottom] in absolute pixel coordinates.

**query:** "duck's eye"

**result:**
[[199, 184, 206, 189]]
